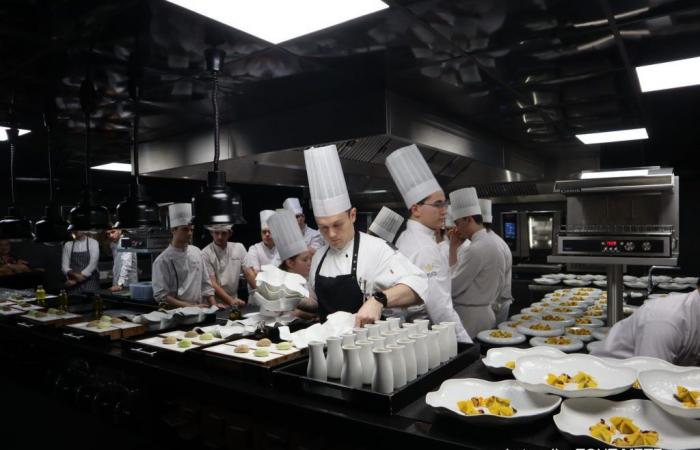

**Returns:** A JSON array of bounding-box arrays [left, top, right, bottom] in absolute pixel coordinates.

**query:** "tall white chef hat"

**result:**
[[168, 203, 192, 229], [282, 197, 303, 215], [449, 187, 481, 220], [445, 205, 456, 228], [259, 210, 275, 230], [303, 145, 351, 217], [385, 144, 442, 208], [268, 209, 308, 261], [368, 206, 404, 243], [479, 198, 493, 223]]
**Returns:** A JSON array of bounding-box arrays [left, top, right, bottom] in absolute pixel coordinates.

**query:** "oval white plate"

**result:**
[[593, 280, 607, 288], [553, 398, 700, 450], [592, 327, 610, 341], [542, 273, 561, 279], [623, 275, 639, 282], [517, 322, 565, 337], [673, 276, 698, 285], [498, 320, 534, 334], [425, 378, 562, 425], [648, 293, 671, 299], [563, 279, 591, 287], [639, 368, 700, 419], [534, 277, 560, 285], [586, 341, 603, 353], [483, 346, 566, 375], [513, 354, 636, 397], [539, 315, 575, 327], [520, 306, 548, 315], [652, 275, 673, 283], [564, 327, 594, 342], [545, 307, 584, 317], [477, 329, 527, 346], [573, 317, 604, 328], [510, 313, 541, 322], [624, 280, 648, 289], [529, 336, 584, 353], [659, 282, 693, 291]]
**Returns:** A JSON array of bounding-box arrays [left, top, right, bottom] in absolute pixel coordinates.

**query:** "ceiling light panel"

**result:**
[[576, 128, 649, 145], [91, 163, 132, 172], [636, 56, 700, 92]]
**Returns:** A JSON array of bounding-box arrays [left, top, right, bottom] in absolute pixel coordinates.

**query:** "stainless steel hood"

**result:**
[[554, 167, 675, 194]]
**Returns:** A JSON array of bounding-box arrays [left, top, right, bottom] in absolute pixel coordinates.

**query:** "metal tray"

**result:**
[[272, 343, 480, 414]]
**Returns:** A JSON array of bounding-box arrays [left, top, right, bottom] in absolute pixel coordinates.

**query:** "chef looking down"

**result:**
[[386, 144, 471, 343], [151, 203, 216, 308], [296, 144, 428, 327], [591, 284, 700, 366], [62, 231, 100, 293], [201, 224, 246, 308], [268, 209, 313, 280], [106, 228, 138, 292], [282, 197, 324, 252], [479, 198, 514, 325], [242, 210, 279, 290], [448, 187, 506, 337]]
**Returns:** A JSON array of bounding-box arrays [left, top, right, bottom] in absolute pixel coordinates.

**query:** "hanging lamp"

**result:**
[[191, 47, 243, 229]]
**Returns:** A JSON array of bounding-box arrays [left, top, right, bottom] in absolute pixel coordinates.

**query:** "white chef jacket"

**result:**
[[438, 238, 470, 263], [110, 242, 138, 287], [302, 225, 325, 250], [62, 237, 100, 276], [591, 289, 700, 366], [152, 244, 214, 304], [308, 231, 428, 310], [243, 242, 280, 271], [491, 232, 514, 322], [396, 220, 472, 343], [201, 241, 246, 298], [451, 229, 505, 337]]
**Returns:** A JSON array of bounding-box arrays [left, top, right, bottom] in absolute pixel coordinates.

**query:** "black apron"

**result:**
[[314, 232, 364, 322], [68, 239, 100, 293]]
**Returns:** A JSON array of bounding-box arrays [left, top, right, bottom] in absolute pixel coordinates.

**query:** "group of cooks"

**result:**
[[146, 143, 513, 344]]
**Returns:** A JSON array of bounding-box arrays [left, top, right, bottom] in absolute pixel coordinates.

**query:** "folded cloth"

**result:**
[[278, 311, 355, 348], [256, 265, 309, 299], [196, 323, 255, 339]]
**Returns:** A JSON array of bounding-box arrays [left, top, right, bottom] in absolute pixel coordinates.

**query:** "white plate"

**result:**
[[572, 317, 604, 328], [553, 398, 700, 450], [544, 307, 584, 317], [593, 280, 607, 288], [659, 282, 693, 291], [224, 338, 299, 356], [652, 275, 673, 283], [497, 320, 533, 334], [159, 329, 226, 345], [648, 293, 672, 299], [529, 336, 584, 353], [583, 311, 606, 321], [22, 311, 81, 322], [673, 277, 698, 285], [513, 354, 636, 397], [477, 329, 526, 346], [600, 356, 692, 377], [626, 291, 644, 299], [623, 275, 639, 282], [134, 336, 197, 352], [562, 279, 591, 287], [586, 341, 603, 353], [483, 346, 566, 374], [510, 313, 541, 322], [577, 274, 597, 281], [0, 306, 24, 316], [520, 306, 548, 315], [564, 327, 594, 342], [539, 315, 575, 327], [542, 273, 561, 279], [592, 327, 610, 341], [425, 378, 562, 425], [533, 277, 560, 286], [639, 369, 700, 419], [516, 323, 565, 337], [624, 281, 648, 289], [202, 343, 288, 363]]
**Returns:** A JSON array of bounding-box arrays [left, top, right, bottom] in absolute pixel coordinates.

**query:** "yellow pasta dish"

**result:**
[[530, 323, 552, 331], [552, 307, 572, 313], [566, 327, 591, 336], [675, 385, 700, 408], [544, 336, 572, 345], [589, 417, 659, 447], [489, 330, 513, 338], [505, 361, 516, 369], [457, 396, 516, 417], [547, 371, 597, 388], [541, 314, 565, 321], [575, 317, 592, 325]]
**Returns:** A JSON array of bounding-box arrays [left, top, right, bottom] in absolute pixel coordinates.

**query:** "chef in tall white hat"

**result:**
[[386, 144, 471, 342], [448, 188, 505, 336], [268, 209, 313, 279], [152, 203, 217, 307], [479, 198, 514, 324], [243, 210, 279, 290], [367, 206, 404, 245], [296, 144, 428, 327], [282, 197, 324, 251], [201, 224, 247, 308]]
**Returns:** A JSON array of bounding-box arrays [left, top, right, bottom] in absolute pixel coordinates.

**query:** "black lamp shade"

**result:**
[[68, 201, 112, 232], [192, 171, 243, 228], [0, 207, 33, 241], [114, 185, 161, 229], [34, 203, 70, 243], [230, 192, 246, 225]]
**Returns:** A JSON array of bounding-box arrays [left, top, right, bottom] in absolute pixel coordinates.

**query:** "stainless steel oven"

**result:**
[[501, 210, 561, 263]]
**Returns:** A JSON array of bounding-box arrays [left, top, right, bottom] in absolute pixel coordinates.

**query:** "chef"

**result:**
[[282, 197, 324, 251], [106, 228, 138, 292], [62, 231, 100, 293], [242, 210, 279, 290], [367, 206, 404, 247], [480, 198, 514, 324], [297, 144, 428, 327], [201, 224, 246, 307], [439, 207, 471, 262], [591, 284, 700, 366], [152, 203, 216, 308], [268, 209, 313, 279], [386, 144, 471, 342], [449, 187, 505, 336]]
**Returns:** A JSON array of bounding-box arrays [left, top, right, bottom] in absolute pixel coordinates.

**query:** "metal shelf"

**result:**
[[548, 255, 678, 266]]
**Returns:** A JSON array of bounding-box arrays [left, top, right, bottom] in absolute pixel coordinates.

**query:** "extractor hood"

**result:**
[[554, 167, 674, 194]]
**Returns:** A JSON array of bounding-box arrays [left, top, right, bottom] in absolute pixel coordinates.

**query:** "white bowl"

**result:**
[[425, 378, 562, 425], [476, 329, 527, 346], [563, 279, 591, 287], [534, 277, 560, 286], [513, 354, 636, 398], [483, 346, 566, 375], [553, 398, 700, 450], [639, 369, 700, 419], [564, 327, 595, 342], [516, 322, 565, 337], [529, 336, 584, 353]]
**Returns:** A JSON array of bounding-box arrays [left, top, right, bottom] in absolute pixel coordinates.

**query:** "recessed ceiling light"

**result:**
[[91, 163, 132, 172], [636, 56, 700, 92], [580, 169, 649, 179], [165, 0, 389, 44], [0, 127, 31, 142], [575, 128, 649, 145]]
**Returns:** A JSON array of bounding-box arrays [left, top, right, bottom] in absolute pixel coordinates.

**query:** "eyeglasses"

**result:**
[[417, 200, 449, 209]]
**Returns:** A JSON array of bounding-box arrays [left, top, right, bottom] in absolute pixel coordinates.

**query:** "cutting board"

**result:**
[[20, 311, 83, 326], [159, 329, 226, 346]]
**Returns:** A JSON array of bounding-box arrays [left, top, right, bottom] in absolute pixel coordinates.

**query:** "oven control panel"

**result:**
[[558, 235, 671, 257]]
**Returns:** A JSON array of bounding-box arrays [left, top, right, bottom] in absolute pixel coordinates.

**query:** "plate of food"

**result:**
[[553, 398, 700, 449], [573, 316, 604, 328], [529, 336, 584, 353], [638, 369, 700, 419], [563, 279, 591, 287], [510, 313, 541, 323], [658, 282, 693, 292], [160, 328, 225, 345], [623, 275, 639, 282], [520, 306, 547, 315], [539, 314, 575, 327], [477, 329, 527, 346], [592, 327, 610, 341], [593, 280, 608, 288], [624, 280, 648, 290], [565, 327, 595, 342], [534, 277, 560, 286], [583, 309, 606, 321], [673, 277, 698, 285], [546, 306, 584, 317], [516, 322, 565, 337], [497, 320, 532, 334], [513, 354, 636, 397], [483, 346, 566, 375], [425, 378, 562, 425]]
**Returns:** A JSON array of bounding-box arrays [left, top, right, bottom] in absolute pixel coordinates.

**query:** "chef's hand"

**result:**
[[75, 273, 87, 283], [109, 284, 123, 292], [355, 297, 383, 327], [65, 279, 77, 288], [448, 228, 464, 247], [232, 298, 245, 307]]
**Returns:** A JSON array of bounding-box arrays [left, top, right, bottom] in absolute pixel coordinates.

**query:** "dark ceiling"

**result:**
[[1, 0, 700, 188]]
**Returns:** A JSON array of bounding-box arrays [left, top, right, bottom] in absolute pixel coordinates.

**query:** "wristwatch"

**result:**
[[373, 291, 388, 307]]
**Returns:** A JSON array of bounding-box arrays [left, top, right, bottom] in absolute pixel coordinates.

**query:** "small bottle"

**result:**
[[59, 290, 69, 312], [36, 285, 46, 307], [93, 294, 103, 319]]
